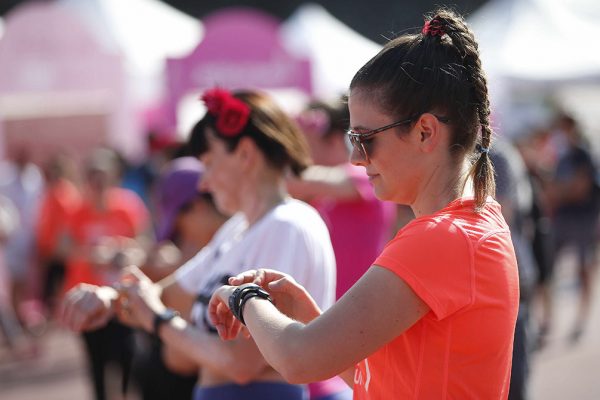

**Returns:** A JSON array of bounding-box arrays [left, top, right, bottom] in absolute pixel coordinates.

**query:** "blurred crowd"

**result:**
[[0, 94, 598, 400]]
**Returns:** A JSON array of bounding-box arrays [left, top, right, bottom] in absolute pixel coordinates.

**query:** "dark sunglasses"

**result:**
[[346, 113, 450, 162]]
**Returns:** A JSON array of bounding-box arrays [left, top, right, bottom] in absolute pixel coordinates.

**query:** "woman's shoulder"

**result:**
[[262, 198, 329, 235], [271, 198, 323, 221], [391, 200, 508, 256], [212, 213, 248, 241], [398, 213, 463, 238]]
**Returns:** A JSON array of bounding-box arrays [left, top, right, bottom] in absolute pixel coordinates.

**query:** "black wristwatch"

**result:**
[[152, 308, 180, 337], [228, 283, 273, 325]]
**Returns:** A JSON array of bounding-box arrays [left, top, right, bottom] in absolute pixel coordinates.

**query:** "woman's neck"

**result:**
[[240, 174, 288, 226], [411, 159, 469, 218]]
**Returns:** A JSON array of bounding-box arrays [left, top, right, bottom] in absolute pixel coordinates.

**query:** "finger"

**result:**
[[71, 296, 92, 331], [252, 269, 267, 286], [224, 312, 242, 340], [59, 292, 74, 328], [211, 302, 232, 340], [61, 290, 84, 330], [253, 269, 291, 288], [114, 296, 136, 327], [267, 277, 295, 293], [229, 269, 257, 285], [74, 295, 102, 331], [208, 293, 222, 326], [241, 325, 252, 340], [86, 305, 112, 331], [85, 316, 109, 331], [216, 303, 234, 339], [120, 265, 149, 284], [215, 323, 227, 339], [229, 320, 243, 340]]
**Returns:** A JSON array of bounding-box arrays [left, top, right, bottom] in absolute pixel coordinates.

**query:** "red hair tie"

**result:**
[[422, 19, 445, 37], [200, 88, 250, 137]]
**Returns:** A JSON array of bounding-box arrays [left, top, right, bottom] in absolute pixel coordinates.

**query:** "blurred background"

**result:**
[[0, 0, 599, 399]]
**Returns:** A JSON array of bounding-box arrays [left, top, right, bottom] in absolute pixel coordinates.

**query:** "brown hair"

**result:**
[[189, 90, 311, 177], [349, 8, 495, 209]]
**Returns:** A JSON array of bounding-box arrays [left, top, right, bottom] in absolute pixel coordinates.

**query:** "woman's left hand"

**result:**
[[208, 285, 243, 340], [115, 270, 166, 333]]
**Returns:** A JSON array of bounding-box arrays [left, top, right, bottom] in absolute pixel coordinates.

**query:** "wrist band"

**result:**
[[152, 308, 180, 337], [228, 283, 273, 325]]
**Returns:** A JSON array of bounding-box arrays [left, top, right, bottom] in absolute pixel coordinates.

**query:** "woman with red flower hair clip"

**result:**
[[62, 87, 337, 400], [209, 7, 519, 400]]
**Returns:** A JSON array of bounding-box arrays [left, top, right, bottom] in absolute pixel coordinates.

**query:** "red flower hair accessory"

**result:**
[[201, 88, 250, 137], [422, 18, 445, 37]]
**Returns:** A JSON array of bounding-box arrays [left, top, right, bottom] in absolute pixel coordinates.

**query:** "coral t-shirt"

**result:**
[[353, 198, 519, 400], [63, 188, 149, 290], [36, 179, 81, 259]]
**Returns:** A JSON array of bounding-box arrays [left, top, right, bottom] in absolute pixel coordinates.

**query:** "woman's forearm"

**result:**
[[242, 297, 355, 384], [157, 315, 269, 384]]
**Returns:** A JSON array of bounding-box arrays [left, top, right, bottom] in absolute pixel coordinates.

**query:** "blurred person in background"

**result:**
[[0, 147, 45, 336], [0, 194, 33, 358], [289, 99, 384, 400], [62, 147, 150, 400], [514, 129, 554, 352], [120, 130, 184, 210], [132, 156, 228, 400], [290, 98, 396, 300], [542, 112, 600, 345], [36, 153, 81, 317], [490, 138, 538, 400], [63, 88, 337, 400]]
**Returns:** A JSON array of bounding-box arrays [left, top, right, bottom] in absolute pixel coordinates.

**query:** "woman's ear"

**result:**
[[235, 136, 257, 169], [415, 113, 443, 153]]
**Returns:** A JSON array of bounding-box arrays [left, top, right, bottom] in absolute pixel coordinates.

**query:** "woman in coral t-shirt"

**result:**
[[212, 8, 519, 400]]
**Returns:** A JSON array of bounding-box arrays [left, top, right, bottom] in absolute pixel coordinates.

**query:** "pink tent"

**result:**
[[165, 8, 312, 134], [0, 1, 135, 165]]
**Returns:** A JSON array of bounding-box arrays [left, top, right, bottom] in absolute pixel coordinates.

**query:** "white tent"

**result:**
[[469, 0, 600, 83], [468, 0, 600, 141], [281, 3, 382, 99]]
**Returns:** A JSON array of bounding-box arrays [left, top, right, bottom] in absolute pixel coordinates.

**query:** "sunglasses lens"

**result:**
[[362, 140, 373, 158], [349, 136, 365, 159]]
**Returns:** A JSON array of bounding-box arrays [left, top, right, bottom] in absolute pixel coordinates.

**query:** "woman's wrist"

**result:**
[[228, 283, 273, 325], [152, 308, 180, 337]]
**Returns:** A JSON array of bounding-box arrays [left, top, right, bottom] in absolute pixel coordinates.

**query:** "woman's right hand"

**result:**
[[230, 268, 322, 324], [60, 284, 117, 332]]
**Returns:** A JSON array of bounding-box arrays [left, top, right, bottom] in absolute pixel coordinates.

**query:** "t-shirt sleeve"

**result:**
[[374, 219, 473, 320], [174, 213, 243, 295], [174, 248, 213, 294]]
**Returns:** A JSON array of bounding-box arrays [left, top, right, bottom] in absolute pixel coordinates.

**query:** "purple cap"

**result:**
[[155, 157, 204, 241]]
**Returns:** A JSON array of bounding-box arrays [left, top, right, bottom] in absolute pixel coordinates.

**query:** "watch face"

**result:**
[[160, 309, 178, 320]]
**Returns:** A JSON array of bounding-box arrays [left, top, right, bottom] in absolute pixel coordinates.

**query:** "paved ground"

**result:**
[[1, 254, 599, 399], [528, 254, 600, 400]]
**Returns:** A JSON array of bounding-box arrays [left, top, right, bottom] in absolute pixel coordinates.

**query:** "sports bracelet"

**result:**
[[228, 283, 273, 325], [152, 308, 180, 338]]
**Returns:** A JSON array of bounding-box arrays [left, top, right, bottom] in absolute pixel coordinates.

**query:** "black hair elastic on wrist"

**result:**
[[228, 283, 273, 325]]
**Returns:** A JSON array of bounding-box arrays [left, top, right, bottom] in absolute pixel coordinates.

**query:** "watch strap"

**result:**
[[228, 283, 273, 325], [152, 308, 180, 337]]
